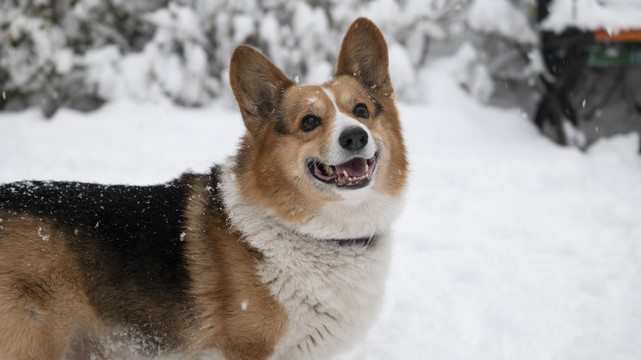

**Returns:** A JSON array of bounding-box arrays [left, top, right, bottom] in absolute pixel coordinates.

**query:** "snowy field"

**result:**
[[2, 62, 641, 359]]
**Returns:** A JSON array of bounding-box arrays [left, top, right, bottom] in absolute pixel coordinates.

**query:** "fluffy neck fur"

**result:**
[[219, 163, 400, 359]]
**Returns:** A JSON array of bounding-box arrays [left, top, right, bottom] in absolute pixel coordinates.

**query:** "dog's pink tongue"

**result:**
[[335, 158, 367, 178]]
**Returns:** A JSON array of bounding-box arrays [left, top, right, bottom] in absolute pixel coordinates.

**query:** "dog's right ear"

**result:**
[[335, 18, 392, 96], [230, 45, 295, 134]]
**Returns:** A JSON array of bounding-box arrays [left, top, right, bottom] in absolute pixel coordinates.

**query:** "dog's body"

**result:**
[[0, 18, 408, 360]]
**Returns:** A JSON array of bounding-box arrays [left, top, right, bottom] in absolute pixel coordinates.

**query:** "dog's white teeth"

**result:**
[[365, 163, 369, 173], [346, 174, 369, 183], [337, 168, 371, 184], [327, 166, 335, 176]]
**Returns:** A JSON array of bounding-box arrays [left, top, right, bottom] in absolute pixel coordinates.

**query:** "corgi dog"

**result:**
[[0, 18, 408, 360]]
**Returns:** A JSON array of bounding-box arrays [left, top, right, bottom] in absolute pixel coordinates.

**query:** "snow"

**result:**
[[37, 227, 50, 241], [427, 42, 495, 103], [232, 14, 255, 45], [542, 0, 641, 32], [0, 100, 242, 184], [293, 2, 329, 37], [146, 3, 208, 44], [305, 60, 333, 84], [82, 45, 123, 100], [54, 49, 74, 74], [467, 0, 537, 44], [388, 43, 416, 101], [1, 56, 640, 359]]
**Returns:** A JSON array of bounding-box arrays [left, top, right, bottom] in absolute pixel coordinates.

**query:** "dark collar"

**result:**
[[334, 235, 374, 246]]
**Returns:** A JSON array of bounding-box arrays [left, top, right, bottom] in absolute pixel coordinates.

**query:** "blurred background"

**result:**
[[0, 0, 531, 113], [2, 0, 640, 148], [1, 0, 639, 147]]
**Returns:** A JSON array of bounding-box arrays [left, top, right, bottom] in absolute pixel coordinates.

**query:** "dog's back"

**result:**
[[0, 177, 197, 357], [0, 169, 289, 359]]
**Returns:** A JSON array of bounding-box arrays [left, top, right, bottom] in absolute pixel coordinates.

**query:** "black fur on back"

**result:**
[[0, 175, 207, 349]]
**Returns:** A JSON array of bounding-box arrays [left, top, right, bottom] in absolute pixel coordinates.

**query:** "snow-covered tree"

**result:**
[[0, 0, 541, 116], [0, 0, 163, 116]]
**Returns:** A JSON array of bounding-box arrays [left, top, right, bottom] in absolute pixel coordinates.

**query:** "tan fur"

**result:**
[[0, 213, 97, 360], [335, 18, 393, 97], [332, 18, 407, 197], [324, 76, 408, 197], [229, 18, 408, 227], [234, 85, 340, 225], [229, 45, 295, 135], [182, 174, 289, 360]]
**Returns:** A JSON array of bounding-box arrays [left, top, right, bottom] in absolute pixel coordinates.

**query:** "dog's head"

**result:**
[[229, 18, 408, 239]]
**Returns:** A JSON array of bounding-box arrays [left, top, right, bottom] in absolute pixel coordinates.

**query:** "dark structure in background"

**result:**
[[535, 0, 641, 148]]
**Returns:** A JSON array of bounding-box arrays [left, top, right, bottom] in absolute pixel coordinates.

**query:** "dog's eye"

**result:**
[[353, 103, 369, 119], [301, 115, 321, 132]]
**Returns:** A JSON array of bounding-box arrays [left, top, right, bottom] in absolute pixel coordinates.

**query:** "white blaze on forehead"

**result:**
[[321, 87, 376, 165]]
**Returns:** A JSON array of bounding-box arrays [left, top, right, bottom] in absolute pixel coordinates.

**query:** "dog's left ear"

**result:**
[[335, 18, 393, 96], [230, 45, 295, 134]]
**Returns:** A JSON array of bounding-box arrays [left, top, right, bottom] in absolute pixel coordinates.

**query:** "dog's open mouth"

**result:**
[[308, 153, 378, 189]]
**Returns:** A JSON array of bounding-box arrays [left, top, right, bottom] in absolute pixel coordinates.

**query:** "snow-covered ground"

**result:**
[[1, 62, 641, 360]]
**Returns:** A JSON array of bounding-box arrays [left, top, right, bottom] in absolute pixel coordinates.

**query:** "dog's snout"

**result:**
[[339, 127, 368, 151]]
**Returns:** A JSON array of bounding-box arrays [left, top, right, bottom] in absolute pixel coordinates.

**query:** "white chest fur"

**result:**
[[220, 166, 395, 359], [264, 236, 391, 360]]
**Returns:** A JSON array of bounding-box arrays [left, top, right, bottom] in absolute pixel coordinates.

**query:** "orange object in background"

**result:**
[[595, 29, 641, 42]]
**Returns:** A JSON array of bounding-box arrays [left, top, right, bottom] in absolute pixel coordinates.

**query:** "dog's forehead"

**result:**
[[322, 77, 365, 107], [285, 85, 332, 113], [284, 78, 367, 118]]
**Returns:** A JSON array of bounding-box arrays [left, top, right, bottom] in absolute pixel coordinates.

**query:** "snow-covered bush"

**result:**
[[0, 1, 74, 116], [0, 0, 540, 116], [465, 0, 541, 103], [0, 0, 161, 116]]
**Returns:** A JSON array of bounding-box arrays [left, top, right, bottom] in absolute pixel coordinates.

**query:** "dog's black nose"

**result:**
[[339, 127, 368, 151]]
